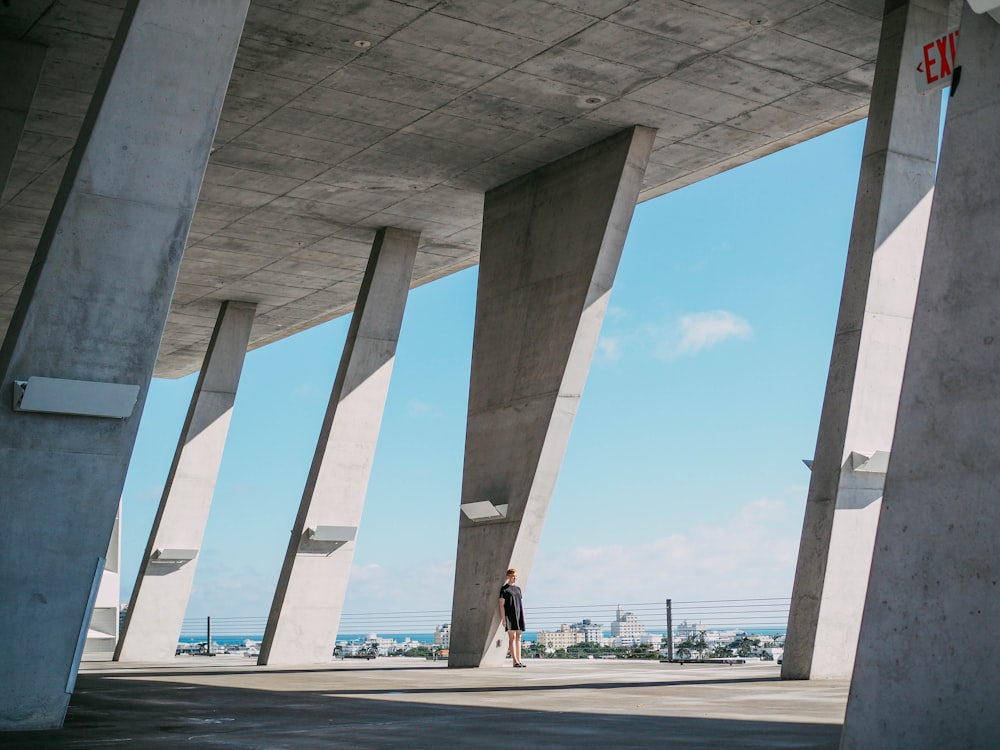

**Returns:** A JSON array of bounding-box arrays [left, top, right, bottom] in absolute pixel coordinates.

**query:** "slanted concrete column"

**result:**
[[842, 9, 1000, 747], [782, 0, 948, 681], [259, 227, 419, 666], [0, 40, 46, 194], [115, 300, 256, 662], [0, 0, 248, 730], [448, 126, 655, 668]]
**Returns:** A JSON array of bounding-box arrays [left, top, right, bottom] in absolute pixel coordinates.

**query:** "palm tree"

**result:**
[[674, 630, 707, 661]]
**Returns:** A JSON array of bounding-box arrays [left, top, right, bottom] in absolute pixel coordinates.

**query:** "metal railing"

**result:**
[[178, 597, 790, 642]]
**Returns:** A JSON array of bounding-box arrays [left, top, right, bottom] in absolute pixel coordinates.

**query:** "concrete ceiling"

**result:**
[[1, 0, 890, 377]]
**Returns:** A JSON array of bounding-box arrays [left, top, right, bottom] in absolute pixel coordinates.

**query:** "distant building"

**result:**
[[610, 606, 646, 647], [575, 619, 605, 644], [434, 623, 450, 649], [338, 634, 418, 656], [706, 630, 740, 647], [674, 620, 706, 638], [537, 624, 585, 651], [370, 634, 408, 654]]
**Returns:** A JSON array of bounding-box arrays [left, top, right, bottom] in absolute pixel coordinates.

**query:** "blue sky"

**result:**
[[121, 119, 866, 622]]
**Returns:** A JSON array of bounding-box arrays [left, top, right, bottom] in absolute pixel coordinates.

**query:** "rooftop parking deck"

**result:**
[[5, 657, 849, 748]]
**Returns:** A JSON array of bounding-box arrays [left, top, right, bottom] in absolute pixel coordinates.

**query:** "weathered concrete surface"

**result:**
[[0, 1, 887, 377], [0, 39, 45, 194], [841, 8, 1000, 748], [260, 227, 418, 666], [449, 127, 654, 668], [782, 0, 948, 681], [3, 659, 847, 749], [115, 300, 257, 663], [0, 0, 249, 730]]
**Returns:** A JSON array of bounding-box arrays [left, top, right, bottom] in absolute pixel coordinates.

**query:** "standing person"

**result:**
[[499, 568, 526, 668]]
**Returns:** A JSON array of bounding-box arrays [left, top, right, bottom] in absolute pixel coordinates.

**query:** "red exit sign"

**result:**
[[915, 29, 959, 94]]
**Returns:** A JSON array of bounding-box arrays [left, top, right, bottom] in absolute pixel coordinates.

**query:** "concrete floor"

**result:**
[[4, 657, 849, 749]]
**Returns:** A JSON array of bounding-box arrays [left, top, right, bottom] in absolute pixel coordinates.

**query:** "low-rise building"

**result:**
[[434, 623, 450, 649], [610, 606, 647, 647], [337, 634, 420, 656], [537, 623, 585, 651], [574, 619, 605, 643], [674, 620, 707, 639]]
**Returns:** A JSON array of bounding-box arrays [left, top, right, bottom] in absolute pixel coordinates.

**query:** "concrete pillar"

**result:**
[[0, 39, 46, 194], [115, 300, 256, 662], [0, 0, 248, 730], [782, 0, 948, 681], [448, 126, 655, 668], [259, 227, 419, 666], [842, 8, 1000, 747]]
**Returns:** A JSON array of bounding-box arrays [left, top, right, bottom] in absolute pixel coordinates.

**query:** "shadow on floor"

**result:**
[[2, 672, 843, 750]]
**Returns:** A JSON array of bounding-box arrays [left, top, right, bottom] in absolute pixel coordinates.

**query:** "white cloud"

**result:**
[[407, 399, 441, 418], [186, 559, 279, 620], [136, 483, 164, 503], [596, 335, 623, 363], [677, 310, 752, 354], [526, 497, 800, 611], [605, 305, 629, 321], [171, 497, 801, 634], [293, 382, 320, 400], [343, 559, 455, 623], [628, 310, 753, 361]]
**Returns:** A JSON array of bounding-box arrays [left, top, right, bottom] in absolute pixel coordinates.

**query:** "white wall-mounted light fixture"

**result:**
[[850, 450, 890, 475], [460, 501, 509, 521], [968, 0, 1000, 23], [305, 525, 357, 543], [13, 377, 140, 418], [150, 549, 198, 564]]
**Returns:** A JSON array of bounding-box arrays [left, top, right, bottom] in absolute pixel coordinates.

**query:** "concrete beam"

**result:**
[[842, 7, 1000, 746], [0, 39, 46, 195], [782, 0, 947, 681], [0, 0, 248, 730], [115, 300, 256, 662], [448, 126, 655, 668], [259, 227, 419, 666]]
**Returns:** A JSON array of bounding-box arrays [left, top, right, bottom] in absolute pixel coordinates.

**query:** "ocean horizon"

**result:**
[[178, 632, 534, 645], [178, 626, 785, 646]]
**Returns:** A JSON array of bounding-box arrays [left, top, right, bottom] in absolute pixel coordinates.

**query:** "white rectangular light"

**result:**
[[13, 377, 140, 418], [460, 501, 507, 521], [307, 525, 357, 543], [854, 450, 890, 474], [151, 548, 198, 564], [968, 0, 1000, 22]]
